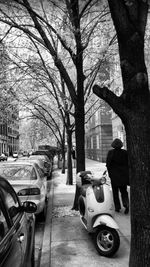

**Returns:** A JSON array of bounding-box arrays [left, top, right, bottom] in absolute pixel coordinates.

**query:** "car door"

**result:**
[[0, 187, 31, 267], [35, 164, 47, 196]]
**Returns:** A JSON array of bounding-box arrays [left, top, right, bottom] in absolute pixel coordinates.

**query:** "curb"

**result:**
[[39, 178, 54, 267]]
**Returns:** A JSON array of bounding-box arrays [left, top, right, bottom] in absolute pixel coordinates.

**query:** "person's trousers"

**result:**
[[111, 185, 129, 210]]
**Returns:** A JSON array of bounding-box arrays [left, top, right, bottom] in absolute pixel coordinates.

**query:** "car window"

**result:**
[[35, 164, 45, 178], [2, 188, 20, 222], [31, 168, 37, 180], [12, 168, 30, 178], [0, 165, 36, 180]]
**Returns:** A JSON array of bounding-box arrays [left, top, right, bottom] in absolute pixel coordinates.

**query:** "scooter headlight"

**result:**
[[99, 177, 106, 184]]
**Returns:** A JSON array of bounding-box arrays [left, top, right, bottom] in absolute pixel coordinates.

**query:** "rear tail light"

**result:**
[[18, 188, 40, 196]]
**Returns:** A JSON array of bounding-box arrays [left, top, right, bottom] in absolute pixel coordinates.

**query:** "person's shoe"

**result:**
[[124, 206, 129, 214]]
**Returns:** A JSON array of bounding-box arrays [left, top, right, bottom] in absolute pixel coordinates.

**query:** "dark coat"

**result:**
[[106, 148, 129, 186]]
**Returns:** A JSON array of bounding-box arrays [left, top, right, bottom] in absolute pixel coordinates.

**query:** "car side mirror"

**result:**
[[22, 201, 37, 213]]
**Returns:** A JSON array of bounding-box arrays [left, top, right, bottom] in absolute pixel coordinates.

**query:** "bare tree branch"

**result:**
[[93, 84, 127, 117]]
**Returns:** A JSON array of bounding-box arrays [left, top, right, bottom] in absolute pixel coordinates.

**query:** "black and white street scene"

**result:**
[[0, 1, 150, 267]]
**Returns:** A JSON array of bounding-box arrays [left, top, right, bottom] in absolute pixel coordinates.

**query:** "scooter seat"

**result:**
[[80, 184, 90, 197], [80, 171, 92, 178]]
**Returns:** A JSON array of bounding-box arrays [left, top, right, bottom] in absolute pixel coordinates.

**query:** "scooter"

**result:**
[[77, 170, 120, 257]]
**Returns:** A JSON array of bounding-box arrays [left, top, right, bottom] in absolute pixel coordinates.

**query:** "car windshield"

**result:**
[[30, 155, 50, 162], [0, 165, 36, 180]]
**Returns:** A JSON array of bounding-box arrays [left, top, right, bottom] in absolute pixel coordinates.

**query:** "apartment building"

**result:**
[[0, 118, 19, 156], [0, 44, 19, 155], [85, 100, 113, 163]]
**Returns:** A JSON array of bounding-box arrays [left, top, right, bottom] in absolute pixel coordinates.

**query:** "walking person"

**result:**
[[106, 138, 129, 214]]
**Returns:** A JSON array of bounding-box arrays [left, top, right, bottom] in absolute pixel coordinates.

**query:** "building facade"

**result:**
[[0, 44, 19, 155], [85, 101, 113, 163], [7, 113, 19, 155], [0, 120, 19, 155], [0, 123, 8, 155], [110, 53, 126, 145]]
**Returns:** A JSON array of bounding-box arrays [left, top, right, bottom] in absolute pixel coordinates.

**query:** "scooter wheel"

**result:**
[[94, 226, 120, 257]]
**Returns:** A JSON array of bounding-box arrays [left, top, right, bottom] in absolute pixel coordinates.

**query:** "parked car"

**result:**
[[32, 150, 52, 161], [0, 161, 47, 220], [0, 176, 36, 267], [12, 151, 18, 158], [0, 153, 7, 161], [16, 157, 49, 178], [29, 154, 52, 178]]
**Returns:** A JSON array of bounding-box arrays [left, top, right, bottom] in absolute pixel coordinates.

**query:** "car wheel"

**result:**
[[94, 226, 120, 257]]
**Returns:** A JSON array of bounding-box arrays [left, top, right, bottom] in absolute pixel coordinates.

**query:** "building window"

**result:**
[[96, 135, 100, 149]]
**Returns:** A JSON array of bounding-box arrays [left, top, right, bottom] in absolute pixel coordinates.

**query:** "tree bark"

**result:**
[[66, 129, 73, 185], [125, 113, 150, 267], [61, 127, 66, 174], [71, 0, 85, 210], [72, 102, 85, 210], [93, 1, 150, 266], [61, 148, 66, 174]]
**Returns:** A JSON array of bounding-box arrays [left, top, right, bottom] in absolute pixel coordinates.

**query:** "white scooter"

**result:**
[[77, 170, 120, 257]]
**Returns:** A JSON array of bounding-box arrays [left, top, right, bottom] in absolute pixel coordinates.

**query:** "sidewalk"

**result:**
[[40, 158, 131, 267]]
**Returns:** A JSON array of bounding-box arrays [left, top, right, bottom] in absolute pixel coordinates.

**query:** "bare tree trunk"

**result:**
[[71, 0, 85, 210], [125, 114, 150, 267], [61, 149, 66, 174], [66, 129, 73, 185], [61, 127, 66, 174], [72, 104, 85, 210], [75, 105, 85, 173], [93, 1, 150, 265]]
